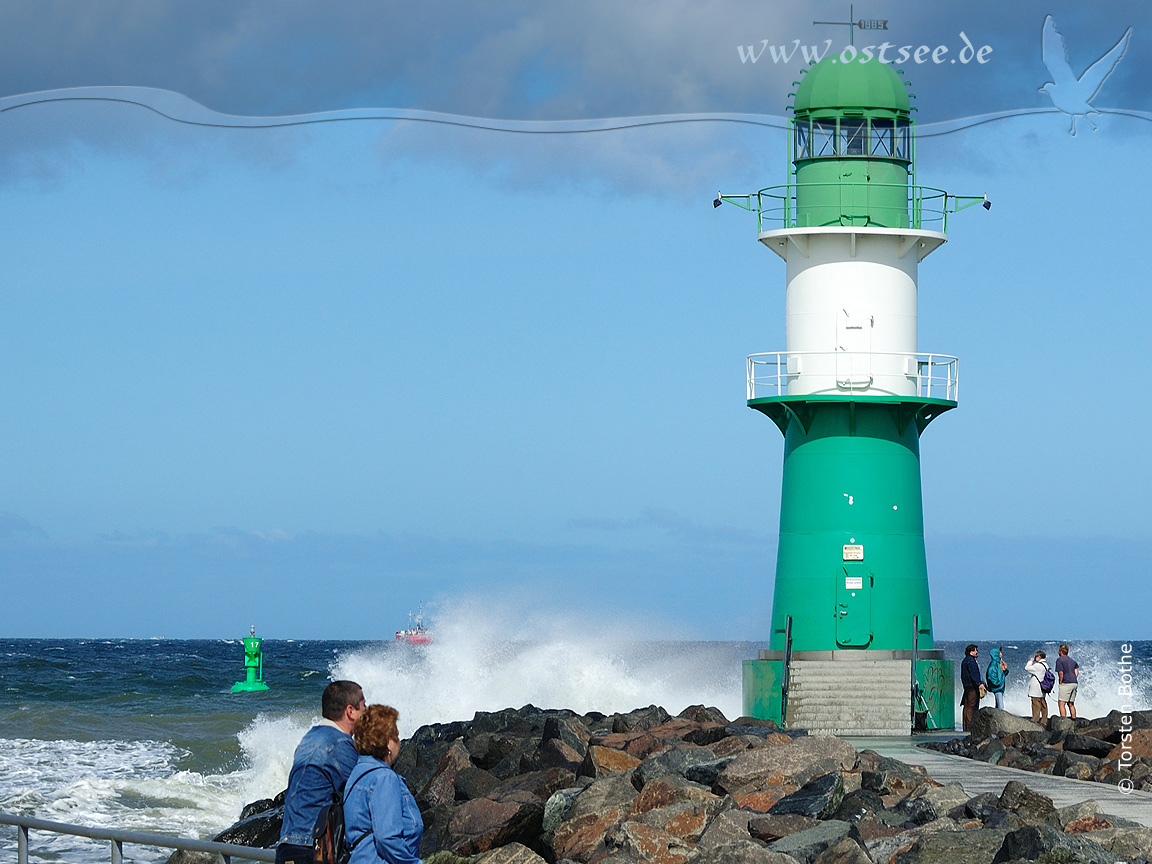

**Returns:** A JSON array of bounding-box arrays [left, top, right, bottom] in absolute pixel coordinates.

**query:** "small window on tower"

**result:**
[[840, 119, 866, 156], [870, 119, 895, 156], [814, 121, 836, 157], [794, 121, 811, 158], [894, 121, 911, 160]]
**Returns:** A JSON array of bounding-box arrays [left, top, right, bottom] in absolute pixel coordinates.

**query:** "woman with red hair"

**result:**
[[343, 705, 423, 864]]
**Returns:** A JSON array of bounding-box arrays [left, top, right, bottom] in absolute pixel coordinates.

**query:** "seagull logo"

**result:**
[[1039, 15, 1132, 135]]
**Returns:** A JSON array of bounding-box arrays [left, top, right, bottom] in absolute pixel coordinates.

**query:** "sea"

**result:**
[[1, 633, 1149, 863]]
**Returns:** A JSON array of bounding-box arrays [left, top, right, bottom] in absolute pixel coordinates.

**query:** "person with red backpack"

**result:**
[[1025, 649, 1054, 725]]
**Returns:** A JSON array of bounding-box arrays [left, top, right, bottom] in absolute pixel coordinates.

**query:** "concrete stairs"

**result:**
[[786, 659, 912, 736]]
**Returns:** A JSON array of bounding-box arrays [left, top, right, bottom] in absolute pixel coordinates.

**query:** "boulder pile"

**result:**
[[204, 704, 1152, 864], [925, 707, 1152, 791]]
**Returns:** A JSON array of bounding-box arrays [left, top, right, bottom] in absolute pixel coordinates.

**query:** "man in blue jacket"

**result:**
[[276, 680, 366, 864]]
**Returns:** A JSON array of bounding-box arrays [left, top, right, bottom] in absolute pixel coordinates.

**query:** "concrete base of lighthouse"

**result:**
[[743, 653, 954, 735]]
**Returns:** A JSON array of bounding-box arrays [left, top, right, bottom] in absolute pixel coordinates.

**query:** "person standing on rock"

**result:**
[[276, 680, 366, 864], [960, 643, 982, 731], [985, 646, 1009, 710], [1025, 650, 1051, 725], [1056, 644, 1080, 719], [344, 704, 423, 864]]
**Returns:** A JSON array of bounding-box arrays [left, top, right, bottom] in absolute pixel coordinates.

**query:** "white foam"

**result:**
[[329, 596, 743, 731]]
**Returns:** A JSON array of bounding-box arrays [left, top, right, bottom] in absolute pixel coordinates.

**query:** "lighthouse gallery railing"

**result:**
[[747, 352, 958, 402], [718, 183, 986, 234]]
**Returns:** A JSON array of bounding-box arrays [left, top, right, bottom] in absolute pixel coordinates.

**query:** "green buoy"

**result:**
[[231, 626, 270, 693]]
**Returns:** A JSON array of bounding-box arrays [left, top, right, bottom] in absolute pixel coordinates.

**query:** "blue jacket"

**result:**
[[961, 654, 981, 692], [279, 723, 360, 847], [344, 756, 424, 864], [986, 647, 1009, 693]]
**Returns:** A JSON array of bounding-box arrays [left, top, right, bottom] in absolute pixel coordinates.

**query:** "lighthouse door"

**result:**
[[836, 308, 873, 389], [835, 565, 872, 647]]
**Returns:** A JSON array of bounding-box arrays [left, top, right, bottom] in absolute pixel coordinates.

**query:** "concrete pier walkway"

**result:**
[[842, 734, 1152, 828]]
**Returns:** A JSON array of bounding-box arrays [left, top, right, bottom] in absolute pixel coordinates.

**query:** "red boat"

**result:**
[[395, 604, 433, 645]]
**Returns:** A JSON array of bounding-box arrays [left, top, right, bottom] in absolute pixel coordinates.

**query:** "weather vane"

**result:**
[[813, 5, 889, 47]]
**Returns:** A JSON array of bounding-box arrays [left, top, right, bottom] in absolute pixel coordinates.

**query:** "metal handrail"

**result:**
[[718, 183, 985, 234], [746, 351, 958, 402], [0, 811, 275, 863], [781, 616, 793, 729]]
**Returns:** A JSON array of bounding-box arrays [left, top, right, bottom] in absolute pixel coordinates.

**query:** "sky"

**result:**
[[0, 1, 1149, 639]]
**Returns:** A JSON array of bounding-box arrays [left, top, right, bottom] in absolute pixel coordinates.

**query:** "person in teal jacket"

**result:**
[[986, 646, 1009, 710]]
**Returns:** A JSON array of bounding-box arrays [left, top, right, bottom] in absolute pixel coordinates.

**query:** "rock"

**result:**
[[635, 747, 721, 789], [992, 824, 1116, 864], [542, 715, 591, 755], [970, 708, 1045, 740], [735, 789, 788, 813], [474, 841, 548, 864], [490, 767, 576, 804], [1107, 729, 1152, 763], [444, 796, 545, 856], [569, 769, 639, 822], [964, 792, 1002, 820], [893, 828, 1009, 864], [768, 773, 844, 820], [239, 797, 276, 821], [981, 811, 1028, 832], [420, 739, 474, 808], [1079, 824, 1152, 860], [748, 814, 822, 842], [542, 784, 587, 833], [1063, 734, 1115, 759], [1054, 750, 1100, 781], [536, 736, 584, 771], [830, 788, 887, 823], [1055, 800, 1102, 830], [629, 776, 717, 817], [717, 738, 858, 794], [613, 706, 675, 734], [397, 719, 471, 789], [606, 820, 695, 864], [679, 706, 731, 726], [1065, 816, 1115, 833], [766, 820, 852, 864], [896, 783, 968, 826], [860, 758, 932, 796], [996, 780, 1058, 827], [1048, 716, 1076, 736], [456, 765, 502, 801], [639, 798, 731, 843], [713, 737, 764, 758], [811, 837, 870, 864], [164, 852, 219, 864], [846, 813, 903, 844], [863, 818, 960, 864], [212, 805, 282, 849], [696, 810, 757, 851], [580, 745, 643, 779], [969, 737, 1006, 764], [688, 840, 803, 864], [685, 757, 737, 788], [551, 806, 626, 863]]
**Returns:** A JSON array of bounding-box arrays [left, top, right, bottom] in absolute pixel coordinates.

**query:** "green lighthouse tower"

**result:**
[[721, 57, 984, 734]]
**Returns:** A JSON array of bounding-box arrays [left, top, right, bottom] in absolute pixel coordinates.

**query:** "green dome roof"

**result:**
[[793, 56, 910, 113]]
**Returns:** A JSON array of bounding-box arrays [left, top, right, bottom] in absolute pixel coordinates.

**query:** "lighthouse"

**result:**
[[720, 56, 985, 735]]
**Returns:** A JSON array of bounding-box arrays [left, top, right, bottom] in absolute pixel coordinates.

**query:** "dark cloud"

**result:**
[[1, 1, 1147, 123]]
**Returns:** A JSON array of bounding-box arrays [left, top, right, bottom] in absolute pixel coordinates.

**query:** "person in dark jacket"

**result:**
[[960, 644, 982, 731], [986, 646, 1009, 710]]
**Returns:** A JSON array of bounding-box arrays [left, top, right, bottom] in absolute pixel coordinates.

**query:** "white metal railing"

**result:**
[[746, 351, 958, 401], [0, 811, 274, 863]]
